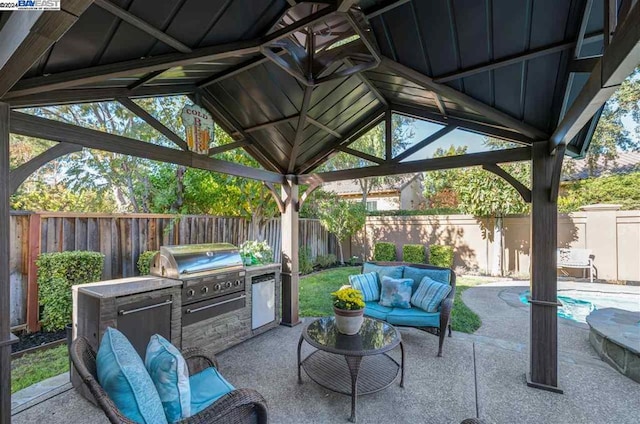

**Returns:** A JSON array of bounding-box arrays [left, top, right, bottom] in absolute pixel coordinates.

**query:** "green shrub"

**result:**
[[299, 246, 314, 275], [137, 250, 158, 275], [373, 242, 396, 261], [315, 254, 337, 268], [429, 245, 454, 268], [37, 251, 104, 331], [403, 244, 426, 264]]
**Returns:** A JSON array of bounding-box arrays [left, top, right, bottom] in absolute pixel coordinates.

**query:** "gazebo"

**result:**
[[1, 0, 638, 422]]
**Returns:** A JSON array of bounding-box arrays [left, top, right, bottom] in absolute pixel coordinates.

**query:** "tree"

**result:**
[[422, 141, 529, 276], [317, 197, 366, 264], [578, 67, 640, 176], [319, 114, 415, 204]]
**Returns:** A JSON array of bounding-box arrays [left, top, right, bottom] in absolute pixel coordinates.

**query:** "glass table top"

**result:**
[[302, 317, 401, 355]]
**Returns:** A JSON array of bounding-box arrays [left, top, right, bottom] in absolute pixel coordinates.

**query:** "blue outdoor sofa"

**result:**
[[356, 261, 456, 357]]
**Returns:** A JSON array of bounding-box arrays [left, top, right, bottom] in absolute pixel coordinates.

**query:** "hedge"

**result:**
[[37, 251, 104, 331], [403, 244, 426, 264], [367, 208, 460, 216], [373, 242, 396, 261], [316, 254, 337, 268], [429, 245, 454, 268], [299, 246, 314, 275], [137, 250, 158, 275]]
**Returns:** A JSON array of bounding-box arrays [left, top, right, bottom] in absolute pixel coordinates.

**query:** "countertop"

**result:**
[[73, 276, 181, 299], [245, 263, 281, 274]]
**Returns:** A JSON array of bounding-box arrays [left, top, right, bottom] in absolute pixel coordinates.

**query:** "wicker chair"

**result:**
[[70, 336, 268, 424]]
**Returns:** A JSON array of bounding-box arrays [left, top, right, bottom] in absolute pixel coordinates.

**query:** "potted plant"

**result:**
[[239, 240, 273, 266], [331, 287, 365, 335]]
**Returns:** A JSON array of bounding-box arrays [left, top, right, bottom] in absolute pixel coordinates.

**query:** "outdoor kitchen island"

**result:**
[[73, 244, 282, 366]]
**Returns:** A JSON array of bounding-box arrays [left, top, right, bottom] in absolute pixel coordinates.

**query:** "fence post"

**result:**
[[26, 212, 42, 332]]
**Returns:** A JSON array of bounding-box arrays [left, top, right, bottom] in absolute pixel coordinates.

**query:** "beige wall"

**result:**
[[350, 206, 640, 282]]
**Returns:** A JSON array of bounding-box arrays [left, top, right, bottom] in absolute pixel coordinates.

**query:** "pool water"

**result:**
[[519, 289, 640, 323]]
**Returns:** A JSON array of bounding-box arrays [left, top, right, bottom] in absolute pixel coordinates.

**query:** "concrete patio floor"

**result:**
[[12, 281, 640, 424]]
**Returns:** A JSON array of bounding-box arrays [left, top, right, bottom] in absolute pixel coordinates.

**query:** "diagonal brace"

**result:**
[[482, 163, 532, 203]]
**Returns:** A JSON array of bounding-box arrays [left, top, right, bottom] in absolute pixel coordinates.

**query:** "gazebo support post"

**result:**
[[0, 102, 16, 424], [527, 141, 562, 393], [281, 176, 301, 326]]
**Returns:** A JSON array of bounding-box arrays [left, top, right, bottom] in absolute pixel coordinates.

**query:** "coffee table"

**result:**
[[297, 317, 404, 423]]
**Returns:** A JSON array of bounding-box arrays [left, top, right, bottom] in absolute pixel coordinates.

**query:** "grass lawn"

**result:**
[[300, 267, 482, 334], [11, 345, 69, 394]]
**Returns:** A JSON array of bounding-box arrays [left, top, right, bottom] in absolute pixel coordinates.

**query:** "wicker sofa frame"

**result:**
[[362, 262, 456, 357], [70, 336, 268, 424]]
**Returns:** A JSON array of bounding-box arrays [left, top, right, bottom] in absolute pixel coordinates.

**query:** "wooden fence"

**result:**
[[9, 212, 337, 329]]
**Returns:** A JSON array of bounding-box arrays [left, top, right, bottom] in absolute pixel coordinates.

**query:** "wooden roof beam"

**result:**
[[288, 86, 314, 173], [9, 111, 285, 184], [117, 97, 189, 151], [364, 0, 411, 19], [391, 103, 534, 145], [391, 125, 457, 163], [381, 57, 549, 140], [245, 115, 299, 133], [551, 0, 640, 150], [5, 84, 196, 108], [299, 147, 532, 184], [94, 0, 192, 53], [4, 40, 260, 99], [0, 0, 95, 97]]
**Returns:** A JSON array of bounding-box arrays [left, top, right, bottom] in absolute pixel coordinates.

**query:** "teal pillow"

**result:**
[[362, 263, 404, 282], [379, 276, 413, 309], [403, 266, 451, 293], [411, 276, 452, 312], [97, 328, 167, 424], [190, 367, 235, 416], [145, 334, 191, 422], [349, 272, 379, 301]]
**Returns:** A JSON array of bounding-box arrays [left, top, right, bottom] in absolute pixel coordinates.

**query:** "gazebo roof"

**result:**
[[0, 0, 611, 175]]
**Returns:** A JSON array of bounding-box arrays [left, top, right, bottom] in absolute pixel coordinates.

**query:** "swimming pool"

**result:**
[[519, 289, 640, 323]]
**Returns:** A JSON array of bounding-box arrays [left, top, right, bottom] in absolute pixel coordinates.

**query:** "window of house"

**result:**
[[366, 201, 377, 211]]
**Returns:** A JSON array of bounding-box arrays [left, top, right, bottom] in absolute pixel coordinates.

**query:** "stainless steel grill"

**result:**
[[150, 243, 246, 326]]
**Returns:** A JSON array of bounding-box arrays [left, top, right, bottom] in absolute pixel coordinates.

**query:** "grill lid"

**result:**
[[150, 243, 243, 279]]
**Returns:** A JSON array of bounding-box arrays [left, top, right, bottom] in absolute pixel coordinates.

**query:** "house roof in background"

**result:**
[[563, 151, 640, 181], [323, 173, 421, 195]]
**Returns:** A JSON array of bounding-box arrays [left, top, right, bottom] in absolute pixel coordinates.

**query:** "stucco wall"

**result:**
[[348, 206, 640, 282]]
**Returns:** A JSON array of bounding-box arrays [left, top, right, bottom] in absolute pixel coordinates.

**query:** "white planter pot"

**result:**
[[333, 307, 364, 335]]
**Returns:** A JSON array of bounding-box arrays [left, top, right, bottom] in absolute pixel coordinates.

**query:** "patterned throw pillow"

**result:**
[[379, 276, 413, 309], [97, 327, 168, 424], [349, 272, 380, 301], [411, 276, 452, 312], [145, 334, 191, 422]]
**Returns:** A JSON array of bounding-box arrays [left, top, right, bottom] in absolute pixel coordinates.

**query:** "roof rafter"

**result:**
[[391, 125, 457, 163], [245, 116, 298, 133], [551, 0, 640, 150], [288, 86, 314, 173], [381, 57, 549, 140], [335, 145, 386, 164], [0, 0, 95, 97], [5, 84, 196, 108], [10, 142, 82, 194], [433, 33, 603, 84], [299, 106, 386, 173], [117, 97, 189, 151], [299, 147, 532, 184], [4, 40, 260, 99], [391, 103, 534, 145], [10, 111, 285, 184], [94, 0, 192, 53]]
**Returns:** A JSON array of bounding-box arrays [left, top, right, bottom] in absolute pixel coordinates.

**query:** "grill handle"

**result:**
[[186, 295, 246, 314], [119, 299, 173, 316]]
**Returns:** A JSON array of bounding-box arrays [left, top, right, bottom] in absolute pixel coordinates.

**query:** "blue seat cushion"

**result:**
[[145, 334, 191, 422], [190, 368, 235, 416], [349, 272, 379, 301], [363, 301, 393, 321], [362, 263, 404, 282], [97, 327, 167, 424], [411, 277, 452, 312], [386, 308, 440, 328], [403, 266, 451, 293]]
